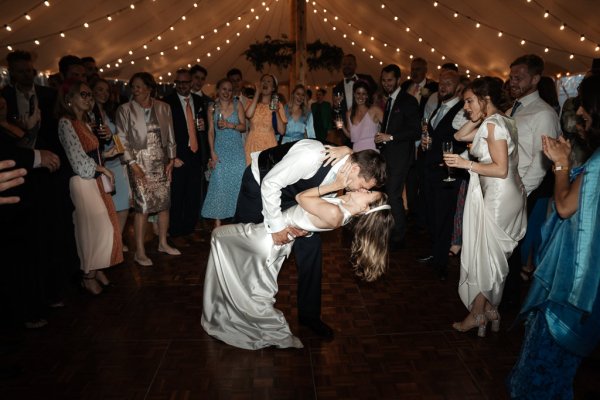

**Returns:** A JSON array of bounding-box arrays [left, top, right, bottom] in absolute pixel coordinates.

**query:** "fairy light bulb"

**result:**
[[25, 14, 31, 21], [498, 31, 503, 37], [580, 35, 585, 42], [544, 10, 549, 18]]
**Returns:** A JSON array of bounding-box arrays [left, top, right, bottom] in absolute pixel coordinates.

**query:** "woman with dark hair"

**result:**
[[281, 84, 315, 144], [537, 76, 560, 115], [57, 79, 123, 295], [244, 73, 286, 164], [201, 78, 246, 228], [342, 80, 383, 152], [90, 78, 130, 253], [508, 75, 600, 399], [443, 77, 527, 336], [116, 72, 178, 266], [202, 164, 393, 349]]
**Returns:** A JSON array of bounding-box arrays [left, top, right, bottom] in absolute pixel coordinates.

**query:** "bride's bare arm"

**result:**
[[295, 164, 350, 228]]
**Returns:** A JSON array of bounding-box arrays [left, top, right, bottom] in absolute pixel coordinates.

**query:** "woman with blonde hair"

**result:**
[[202, 163, 393, 350], [281, 84, 315, 144], [116, 72, 179, 266], [57, 79, 123, 295]]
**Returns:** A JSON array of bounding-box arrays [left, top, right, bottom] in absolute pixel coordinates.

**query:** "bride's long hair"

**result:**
[[349, 193, 394, 282]]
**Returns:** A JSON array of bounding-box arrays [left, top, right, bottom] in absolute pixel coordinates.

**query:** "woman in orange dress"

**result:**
[[244, 74, 286, 164]]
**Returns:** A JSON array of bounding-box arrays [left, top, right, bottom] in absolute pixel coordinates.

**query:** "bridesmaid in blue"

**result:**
[[201, 78, 246, 228], [508, 75, 600, 399], [281, 84, 315, 144]]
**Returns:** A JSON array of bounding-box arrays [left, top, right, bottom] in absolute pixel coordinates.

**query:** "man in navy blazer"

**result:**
[[164, 69, 210, 243], [374, 64, 421, 248]]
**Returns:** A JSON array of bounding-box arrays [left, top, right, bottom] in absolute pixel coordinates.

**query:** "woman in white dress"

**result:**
[[201, 164, 394, 350], [443, 77, 527, 337]]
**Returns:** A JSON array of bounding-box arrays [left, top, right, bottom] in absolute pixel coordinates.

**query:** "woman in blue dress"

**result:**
[[280, 84, 315, 144], [508, 75, 600, 399], [201, 78, 246, 228]]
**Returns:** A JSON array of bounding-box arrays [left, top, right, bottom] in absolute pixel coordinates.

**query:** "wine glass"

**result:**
[[335, 114, 344, 130], [442, 141, 456, 182], [333, 90, 343, 112]]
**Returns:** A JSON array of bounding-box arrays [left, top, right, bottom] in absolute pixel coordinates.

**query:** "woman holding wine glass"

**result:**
[[341, 80, 383, 152], [90, 78, 130, 252], [443, 77, 527, 336]]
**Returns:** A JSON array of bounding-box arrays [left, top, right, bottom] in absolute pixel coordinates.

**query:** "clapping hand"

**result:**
[[542, 135, 571, 165]]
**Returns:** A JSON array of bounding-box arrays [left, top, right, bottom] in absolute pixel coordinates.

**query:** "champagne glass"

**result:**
[[333, 90, 343, 112], [443, 141, 456, 182]]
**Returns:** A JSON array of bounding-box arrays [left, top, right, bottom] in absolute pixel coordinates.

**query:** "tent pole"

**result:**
[[290, 0, 307, 94]]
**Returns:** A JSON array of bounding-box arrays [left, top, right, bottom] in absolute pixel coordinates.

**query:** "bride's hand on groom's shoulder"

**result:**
[[322, 145, 352, 166]]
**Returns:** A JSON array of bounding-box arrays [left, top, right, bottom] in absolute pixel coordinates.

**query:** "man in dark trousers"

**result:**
[[234, 139, 386, 338], [418, 70, 469, 280], [165, 69, 209, 246], [375, 64, 421, 248]]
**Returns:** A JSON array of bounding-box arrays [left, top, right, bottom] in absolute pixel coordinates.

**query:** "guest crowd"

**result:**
[[1, 47, 599, 398]]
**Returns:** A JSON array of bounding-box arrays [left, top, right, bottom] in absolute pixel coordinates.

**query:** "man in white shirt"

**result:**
[[234, 140, 386, 339], [504, 54, 561, 308]]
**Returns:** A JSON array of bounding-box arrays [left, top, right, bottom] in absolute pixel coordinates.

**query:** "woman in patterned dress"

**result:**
[[244, 74, 286, 164], [201, 78, 247, 228], [116, 72, 179, 267], [57, 79, 123, 295]]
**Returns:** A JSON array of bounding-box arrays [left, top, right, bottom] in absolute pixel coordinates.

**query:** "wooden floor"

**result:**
[[1, 225, 598, 400]]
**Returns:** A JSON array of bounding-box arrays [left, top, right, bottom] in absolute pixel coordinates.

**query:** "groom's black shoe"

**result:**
[[299, 316, 334, 339]]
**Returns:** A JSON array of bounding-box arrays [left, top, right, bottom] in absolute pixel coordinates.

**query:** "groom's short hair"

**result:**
[[351, 150, 387, 187]]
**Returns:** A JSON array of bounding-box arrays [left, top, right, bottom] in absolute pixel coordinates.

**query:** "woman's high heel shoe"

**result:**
[[452, 313, 487, 337], [81, 273, 103, 295], [485, 308, 501, 333]]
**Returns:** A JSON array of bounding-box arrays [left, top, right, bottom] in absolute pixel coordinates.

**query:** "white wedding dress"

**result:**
[[459, 114, 527, 309], [201, 197, 352, 350]]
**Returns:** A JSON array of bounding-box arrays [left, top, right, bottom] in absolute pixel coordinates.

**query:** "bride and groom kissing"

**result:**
[[201, 139, 393, 350]]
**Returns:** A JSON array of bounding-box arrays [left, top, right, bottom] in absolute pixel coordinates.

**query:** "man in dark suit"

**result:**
[[2, 50, 78, 308], [234, 140, 386, 339], [332, 54, 377, 144], [418, 70, 469, 280], [375, 64, 421, 248], [165, 69, 209, 245], [410, 57, 439, 117]]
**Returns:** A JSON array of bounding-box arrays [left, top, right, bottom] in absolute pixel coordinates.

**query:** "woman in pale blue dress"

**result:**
[[201, 166, 393, 350], [280, 84, 315, 144], [90, 78, 130, 250], [201, 79, 247, 228]]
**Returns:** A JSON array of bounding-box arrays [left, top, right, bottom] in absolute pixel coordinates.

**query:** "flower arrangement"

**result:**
[[244, 37, 343, 73]]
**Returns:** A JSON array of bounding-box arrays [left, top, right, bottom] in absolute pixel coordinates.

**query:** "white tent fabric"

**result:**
[[1, 0, 598, 87]]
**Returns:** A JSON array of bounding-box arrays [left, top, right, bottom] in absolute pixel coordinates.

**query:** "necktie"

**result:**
[[28, 94, 36, 116], [431, 103, 446, 129], [381, 97, 392, 133], [185, 98, 199, 153], [510, 101, 521, 117]]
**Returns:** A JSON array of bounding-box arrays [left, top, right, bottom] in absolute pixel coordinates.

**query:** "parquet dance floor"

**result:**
[[1, 226, 598, 399]]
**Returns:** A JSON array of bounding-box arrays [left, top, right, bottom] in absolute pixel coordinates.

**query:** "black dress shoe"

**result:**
[[299, 317, 334, 339], [416, 254, 434, 263]]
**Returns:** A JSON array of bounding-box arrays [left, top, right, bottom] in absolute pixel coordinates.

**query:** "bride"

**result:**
[[201, 163, 393, 350]]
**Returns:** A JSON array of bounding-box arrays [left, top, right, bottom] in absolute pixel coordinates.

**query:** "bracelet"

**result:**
[[317, 186, 321, 196], [127, 160, 137, 166], [468, 161, 474, 171], [552, 164, 569, 173]]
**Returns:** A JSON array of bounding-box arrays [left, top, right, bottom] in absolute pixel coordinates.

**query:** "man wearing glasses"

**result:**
[[165, 69, 209, 246]]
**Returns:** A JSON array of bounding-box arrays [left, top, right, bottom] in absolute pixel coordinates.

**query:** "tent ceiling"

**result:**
[[1, 0, 598, 87]]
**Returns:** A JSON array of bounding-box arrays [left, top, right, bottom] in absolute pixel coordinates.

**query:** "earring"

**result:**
[[68, 102, 72, 107]]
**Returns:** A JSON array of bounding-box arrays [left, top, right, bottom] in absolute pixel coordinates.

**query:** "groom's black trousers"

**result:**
[[234, 166, 323, 320]]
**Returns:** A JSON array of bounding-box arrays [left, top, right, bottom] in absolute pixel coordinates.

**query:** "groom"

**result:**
[[234, 139, 386, 338]]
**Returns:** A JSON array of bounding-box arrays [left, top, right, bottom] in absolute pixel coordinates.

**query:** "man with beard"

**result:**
[[417, 70, 469, 280], [374, 64, 420, 248], [504, 54, 561, 307]]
